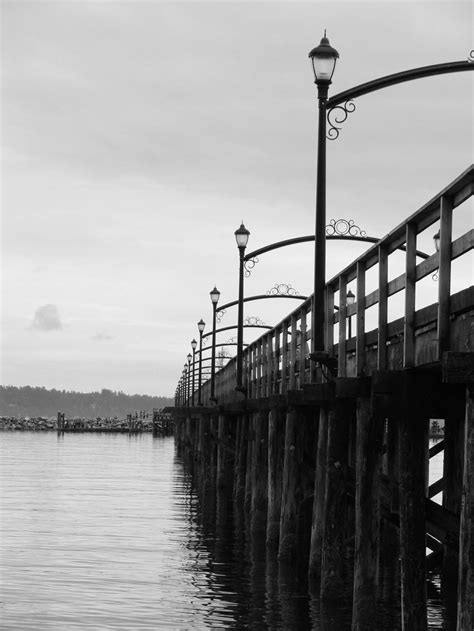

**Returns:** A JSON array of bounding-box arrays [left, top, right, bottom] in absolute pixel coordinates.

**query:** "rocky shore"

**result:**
[[0, 416, 152, 432]]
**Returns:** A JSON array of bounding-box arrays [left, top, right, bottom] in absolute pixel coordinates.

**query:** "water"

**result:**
[[0, 432, 446, 629]]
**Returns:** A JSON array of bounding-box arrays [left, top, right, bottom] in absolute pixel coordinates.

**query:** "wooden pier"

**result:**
[[173, 167, 473, 629]]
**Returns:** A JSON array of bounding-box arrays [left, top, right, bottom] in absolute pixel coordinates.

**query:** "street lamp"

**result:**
[[234, 222, 250, 393], [197, 319, 205, 405], [191, 339, 197, 406], [210, 286, 221, 402], [433, 230, 440, 252], [346, 289, 355, 339], [187, 354, 192, 406], [182, 365, 187, 405], [308, 32, 339, 365]]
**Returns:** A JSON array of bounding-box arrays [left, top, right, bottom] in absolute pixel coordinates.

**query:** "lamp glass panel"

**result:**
[[313, 56, 336, 82], [235, 231, 249, 248]]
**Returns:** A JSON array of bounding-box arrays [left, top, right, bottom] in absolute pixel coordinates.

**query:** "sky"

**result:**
[[1, 1, 473, 397]]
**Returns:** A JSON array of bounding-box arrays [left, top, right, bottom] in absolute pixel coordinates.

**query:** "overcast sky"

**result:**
[[1, 1, 472, 397]]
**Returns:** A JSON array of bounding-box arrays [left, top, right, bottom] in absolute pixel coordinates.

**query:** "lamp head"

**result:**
[[210, 286, 221, 305], [197, 318, 206, 333], [309, 31, 339, 84], [191, 338, 197, 351], [346, 289, 355, 306], [433, 230, 440, 253], [187, 353, 192, 363], [234, 222, 250, 249]]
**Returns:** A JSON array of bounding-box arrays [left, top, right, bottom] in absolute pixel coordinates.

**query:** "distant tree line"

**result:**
[[0, 385, 174, 418]]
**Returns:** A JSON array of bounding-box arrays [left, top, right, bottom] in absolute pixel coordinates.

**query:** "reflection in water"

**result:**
[[177, 438, 449, 631], [0, 433, 448, 629]]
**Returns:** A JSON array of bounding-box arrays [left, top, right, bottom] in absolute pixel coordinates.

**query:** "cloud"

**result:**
[[29, 304, 62, 331], [92, 331, 114, 341]]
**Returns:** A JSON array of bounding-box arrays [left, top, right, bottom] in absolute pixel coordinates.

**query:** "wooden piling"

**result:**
[[234, 413, 249, 512], [352, 395, 383, 630], [441, 386, 465, 593], [250, 409, 268, 535], [398, 377, 428, 631], [266, 406, 285, 551], [244, 414, 255, 515], [320, 399, 351, 599], [308, 406, 328, 579], [457, 384, 473, 631], [278, 408, 299, 563]]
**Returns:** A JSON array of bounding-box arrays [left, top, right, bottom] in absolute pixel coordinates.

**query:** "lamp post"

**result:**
[[234, 222, 250, 393], [197, 319, 205, 405], [191, 339, 197, 406], [346, 289, 355, 339], [186, 354, 192, 406], [309, 32, 339, 364], [210, 286, 221, 402], [182, 366, 187, 405], [307, 42, 472, 368]]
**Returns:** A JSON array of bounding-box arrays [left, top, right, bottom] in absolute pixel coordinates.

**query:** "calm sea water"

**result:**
[[0, 432, 446, 629]]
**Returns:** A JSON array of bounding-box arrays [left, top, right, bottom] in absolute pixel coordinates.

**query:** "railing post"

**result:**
[[355, 261, 366, 376], [403, 222, 417, 367], [377, 244, 388, 370], [437, 195, 453, 359]]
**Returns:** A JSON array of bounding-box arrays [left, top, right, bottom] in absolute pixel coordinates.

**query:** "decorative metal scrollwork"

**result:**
[[244, 256, 259, 277], [244, 315, 265, 326], [266, 283, 300, 297], [225, 336, 237, 344], [202, 337, 210, 347], [468, 50, 474, 62], [216, 309, 226, 323], [327, 100, 356, 140], [325, 218, 367, 238]]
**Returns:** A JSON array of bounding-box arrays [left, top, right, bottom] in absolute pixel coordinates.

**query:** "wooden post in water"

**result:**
[[380, 404, 400, 601], [266, 405, 285, 551], [152, 410, 159, 437], [457, 384, 473, 631], [277, 403, 317, 567], [209, 414, 219, 490], [352, 395, 383, 630], [234, 413, 249, 513], [308, 406, 328, 579], [320, 399, 351, 600], [442, 385, 465, 595], [244, 413, 255, 515], [250, 409, 268, 535], [278, 407, 299, 563], [216, 413, 233, 491], [398, 374, 428, 631]]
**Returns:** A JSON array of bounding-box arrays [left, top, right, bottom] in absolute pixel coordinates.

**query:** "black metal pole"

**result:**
[[210, 303, 217, 401], [348, 314, 352, 339], [236, 246, 245, 392], [191, 350, 195, 406], [312, 83, 328, 360], [186, 367, 191, 406], [198, 332, 203, 405]]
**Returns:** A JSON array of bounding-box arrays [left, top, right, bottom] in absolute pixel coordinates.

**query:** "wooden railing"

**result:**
[[193, 166, 473, 406]]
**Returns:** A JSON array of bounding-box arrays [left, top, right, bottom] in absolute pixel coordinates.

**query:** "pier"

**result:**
[[173, 166, 473, 629]]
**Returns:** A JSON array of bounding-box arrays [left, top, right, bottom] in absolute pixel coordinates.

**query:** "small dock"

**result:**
[[56, 409, 174, 435]]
